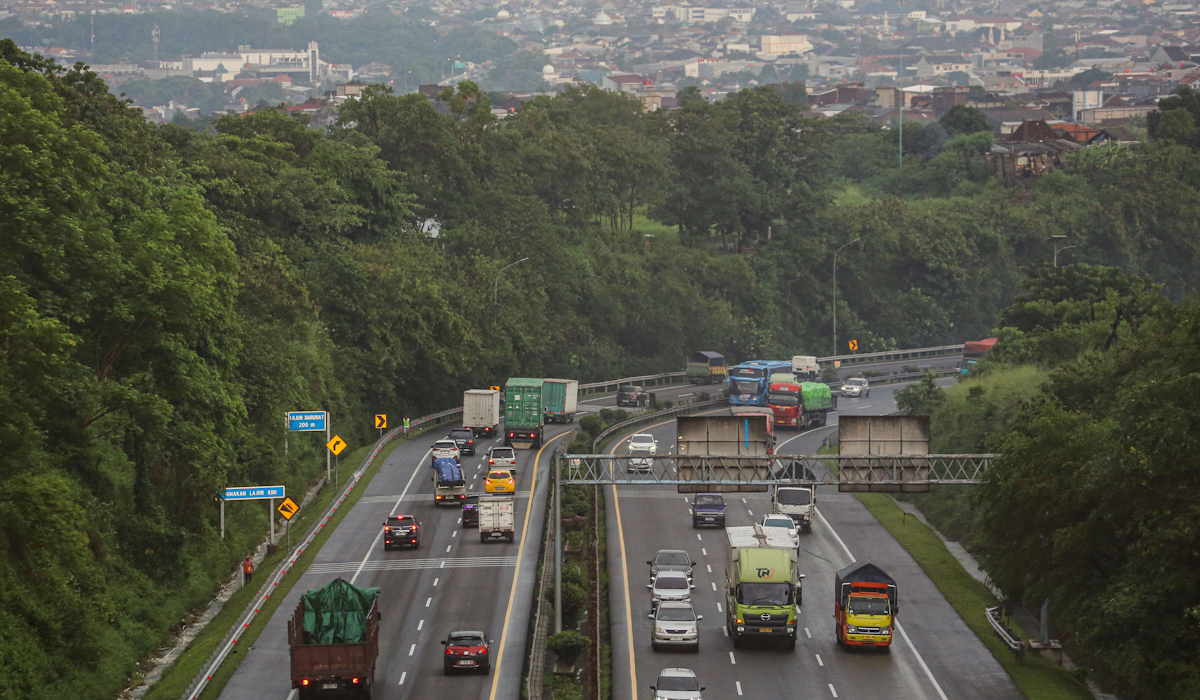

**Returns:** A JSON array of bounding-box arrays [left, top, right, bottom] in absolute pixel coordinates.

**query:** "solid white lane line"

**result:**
[[408, 644, 416, 656], [418, 620, 424, 630], [815, 509, 949, 700], [816, 654, 824, 666], [399, 672, 406, 685], [729, 651, 736, 665], [350, 448, 432, 586]]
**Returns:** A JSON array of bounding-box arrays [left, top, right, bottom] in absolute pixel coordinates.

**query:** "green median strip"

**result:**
[[144, 437, 403, 700], [852, 493, 1092, 700]]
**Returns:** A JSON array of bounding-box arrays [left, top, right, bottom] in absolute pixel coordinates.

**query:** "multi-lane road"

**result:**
[[603, 379, 1021, 700], [217, 382, 703, 700]]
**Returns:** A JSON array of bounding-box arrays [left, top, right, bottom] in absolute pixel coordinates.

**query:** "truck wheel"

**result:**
[[508, 533, 515, 542], [481, 533, 488, 543]]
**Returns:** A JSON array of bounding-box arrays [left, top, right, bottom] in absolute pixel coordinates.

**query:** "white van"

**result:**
[[791, 355, 820, 381]]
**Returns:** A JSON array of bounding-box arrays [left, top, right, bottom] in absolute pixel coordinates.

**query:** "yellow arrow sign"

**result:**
[[277, 497, 300, 521], [326, 435, 347, 455], [375, 414, 387, 429], [849, 339, 859, 351], [490, 386, 501, 391]]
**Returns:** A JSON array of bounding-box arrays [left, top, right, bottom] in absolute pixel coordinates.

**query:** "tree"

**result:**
[[1148, 85, 1200, 149], [945, 70, 972, 87], [939, 105, 991, 137], [1066, 67, 1110, 90]]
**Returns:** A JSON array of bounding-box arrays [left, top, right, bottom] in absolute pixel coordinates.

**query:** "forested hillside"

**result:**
[[896, 266, 1200, 698], [2, 39, 1200, 698]]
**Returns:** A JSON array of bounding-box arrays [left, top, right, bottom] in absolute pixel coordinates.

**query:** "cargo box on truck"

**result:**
[[432, 458, 465, 505], [542, 378, 578, 424], [504, 378, 544, 449], [724, 525, 803, 649], [477, 494, 516, 542], [791, 356, 821, 381], [289, 578, 380, 699], [686, 351, 727, 384], [463, 389, 501, 437]]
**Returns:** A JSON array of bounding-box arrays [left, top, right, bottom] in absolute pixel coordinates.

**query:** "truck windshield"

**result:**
[[732, 367, 764, 378], [767, 392, 799, 406], [776, 489, 811, 505], [849, 597, 891, 615], [738, 582, 792, 606]]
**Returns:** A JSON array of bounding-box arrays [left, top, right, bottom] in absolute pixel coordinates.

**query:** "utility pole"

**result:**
[[832, 238, 861, 357], [898, 49, 904, 167], [1050, 235, 1080, 267], [493, 257, 530, 305]]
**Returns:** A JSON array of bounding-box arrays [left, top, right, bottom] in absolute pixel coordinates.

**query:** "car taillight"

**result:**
[[468, 440, 474, 445], [489, 459, 494, 465], [412, 524, 418, 530], [352, 678, 359, 684], [302, 680, 309, 686], [446, 647, 454, 654], [509, 432, 514, 437]]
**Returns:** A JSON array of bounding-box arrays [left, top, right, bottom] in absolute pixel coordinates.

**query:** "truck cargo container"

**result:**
[[834, 560, 897, 648], [477, 494, 516, 542], [961, 338, 997, 375], [289, 578, 380, 699], [686, 351, 727, 385], [676, 414, 774, 493], [504, 378, 544, 449], [542, 378, 579, 424], [725, 525, 803, 649], [463, 389, 501, 437]]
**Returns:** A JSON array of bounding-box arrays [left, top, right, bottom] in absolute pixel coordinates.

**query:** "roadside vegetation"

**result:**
[[5, 36, 1200, 699]]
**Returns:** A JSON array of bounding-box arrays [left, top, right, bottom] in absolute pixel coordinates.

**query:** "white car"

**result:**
[[760, 514, 800, 549], [431, 440, 460, 463], [650, 668, 705, 700], [649, 602, 702, 651], [648, 570, 695, 608], [487, 446, 516, 468], [629, 433, 658, 454], [840, 377, 870, 398]]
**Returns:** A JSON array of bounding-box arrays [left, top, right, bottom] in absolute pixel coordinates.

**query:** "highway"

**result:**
[[603, 379, 1022, 700], [216, 381, 703, 700]]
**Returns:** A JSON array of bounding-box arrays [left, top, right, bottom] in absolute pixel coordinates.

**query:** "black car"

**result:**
[[616, 385, 648, 407], [383, 515, 420, 550], [441, 630, 493, 674], [462, 493, 480, 528], [449, 427, 477, 456]]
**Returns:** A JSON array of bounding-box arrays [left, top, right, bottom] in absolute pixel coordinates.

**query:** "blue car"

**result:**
[[691, 493, 726, 527]]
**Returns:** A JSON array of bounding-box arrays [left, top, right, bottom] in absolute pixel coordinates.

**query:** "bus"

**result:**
[[961, 338, 997, 374], [727, 360, 793, 406]]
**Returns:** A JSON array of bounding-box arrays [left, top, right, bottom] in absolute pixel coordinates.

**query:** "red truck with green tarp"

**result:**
[[289, 578, 381, 699], [766, 377, 833, 430]]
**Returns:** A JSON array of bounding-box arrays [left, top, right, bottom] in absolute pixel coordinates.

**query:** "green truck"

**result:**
[[542, 378, 578, 424], [504, 378, 544, 449], [725, 525, 803, 649], [686, 351, 727, 384]]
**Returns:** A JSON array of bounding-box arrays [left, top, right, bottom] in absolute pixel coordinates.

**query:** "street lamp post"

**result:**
[[833, 238, 862, 357], [1050, 235, 1080, 267], [494, 257, 530, 305]]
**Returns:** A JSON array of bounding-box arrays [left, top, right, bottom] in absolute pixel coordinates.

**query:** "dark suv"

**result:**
[[616, 385, 648, 407], [383, 515, 420, 550], [449, 427, 477, 456], [462, 493, 480, 528]]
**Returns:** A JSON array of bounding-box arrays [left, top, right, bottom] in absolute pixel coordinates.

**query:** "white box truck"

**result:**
[[478, 494, 515, 542], [463, 389, 501, 437], [791, 356, 821, 381]]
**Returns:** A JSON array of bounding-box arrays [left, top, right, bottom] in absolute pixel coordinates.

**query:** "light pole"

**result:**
[[1050, 235, 1080, 267], [494, 257, 530, 305], [833, 238, 861, 357]]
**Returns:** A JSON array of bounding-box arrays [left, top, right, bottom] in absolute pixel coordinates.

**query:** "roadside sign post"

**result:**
[[326, 435, 347, 488], [375, 414, 387, 439], [287, 410, 330, 482], [220, 485, 286, 539], [849, 339, 859, 352], [276, 497, 299, 552]]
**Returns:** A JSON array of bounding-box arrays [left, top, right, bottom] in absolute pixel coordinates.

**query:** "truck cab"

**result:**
[[725, 526, 804, 649], [772, 486, 816, 532], [432, 458, 466, 505], [766, 380, 802, 430]]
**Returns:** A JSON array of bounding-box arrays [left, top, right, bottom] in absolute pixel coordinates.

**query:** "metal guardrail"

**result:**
[[986, 606, 1026, 662], [818, 344, 964, 365], [591, 398, 727, 452], [578, 371, 688, 396]]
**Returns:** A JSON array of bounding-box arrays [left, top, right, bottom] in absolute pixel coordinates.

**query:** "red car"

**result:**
[[441, 630, 494, 674]]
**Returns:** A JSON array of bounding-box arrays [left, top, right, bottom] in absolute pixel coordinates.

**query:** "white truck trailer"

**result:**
[[463, 389, 502, 437]]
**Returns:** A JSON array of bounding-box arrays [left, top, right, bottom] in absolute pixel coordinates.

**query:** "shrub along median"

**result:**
[[144, 435, 406, 700], [852, 493, 1091, 700]]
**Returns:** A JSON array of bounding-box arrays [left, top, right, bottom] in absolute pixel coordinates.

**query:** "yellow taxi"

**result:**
[[484, 468, 516, 493]]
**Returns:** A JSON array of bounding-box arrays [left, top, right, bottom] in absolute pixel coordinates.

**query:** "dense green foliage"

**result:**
[[4, 35, 1200, 698], [896, 265, 1200, 697]]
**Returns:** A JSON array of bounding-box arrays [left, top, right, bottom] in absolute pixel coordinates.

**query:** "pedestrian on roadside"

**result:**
[[243, 556, 254, 586]]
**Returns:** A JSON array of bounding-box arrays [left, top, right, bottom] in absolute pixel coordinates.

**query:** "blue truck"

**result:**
[[432, 458, 465, 505], [691, 493, 727, 527], [727, 360, 793, 406]]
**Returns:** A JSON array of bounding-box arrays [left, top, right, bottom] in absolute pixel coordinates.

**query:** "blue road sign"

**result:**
[[223, 485, 285, 501], [288, 411, 327, 431]]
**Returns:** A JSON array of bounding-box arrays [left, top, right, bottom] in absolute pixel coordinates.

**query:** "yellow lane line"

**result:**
[[489, 433, 566, 700]]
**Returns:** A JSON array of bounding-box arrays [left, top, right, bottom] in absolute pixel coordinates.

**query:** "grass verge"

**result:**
[[143, 436, 406, 700], [853, 493, 1092, 700]]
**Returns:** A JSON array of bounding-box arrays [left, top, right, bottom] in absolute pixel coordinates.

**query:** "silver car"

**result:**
[[760, 514, 800, 549], [648, 549, 694, 580], [627, 447, 654, 472], [487, 446, 516, 469], [649, 602, 702, 651], [650, 668, 705, 700], [840, 377, 870, 397], [648, 570, 694, 608]]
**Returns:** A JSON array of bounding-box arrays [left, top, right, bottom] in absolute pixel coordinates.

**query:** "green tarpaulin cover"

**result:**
[[301, 578, 380, 645], [800, 383, 832, 412]]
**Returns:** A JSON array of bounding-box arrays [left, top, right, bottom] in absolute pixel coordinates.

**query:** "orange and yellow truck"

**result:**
[[834, 559, 897, 648]]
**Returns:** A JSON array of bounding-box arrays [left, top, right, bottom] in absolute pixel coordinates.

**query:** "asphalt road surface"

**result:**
[[217, 382, 704, 700], [603, 378, 1023, 700]]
